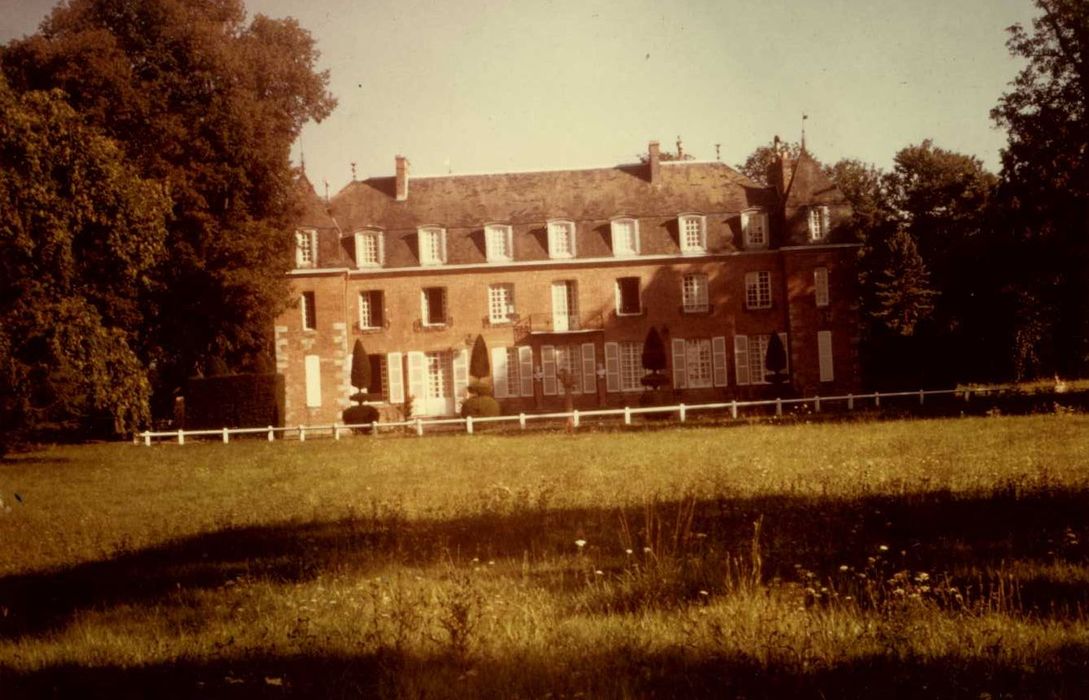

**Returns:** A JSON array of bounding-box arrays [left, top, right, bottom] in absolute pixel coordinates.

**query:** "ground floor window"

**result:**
[[618, 341, 646, 391]]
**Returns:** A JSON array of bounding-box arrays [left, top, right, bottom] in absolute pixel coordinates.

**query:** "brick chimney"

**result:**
[[395, 155, 409, 201], [648, 140, 661, 185], [767, 136, 789, 194]]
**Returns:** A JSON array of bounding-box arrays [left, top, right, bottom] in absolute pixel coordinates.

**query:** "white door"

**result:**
[[418, 351, 454, 416], [551, 281, 578, 331]]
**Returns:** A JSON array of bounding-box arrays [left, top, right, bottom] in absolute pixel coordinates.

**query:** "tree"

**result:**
[[866, 229, 938, 337], [0, 75, 169, 451], [640, 327, 668, 389], [1, 0, 336, 402], [825, 158, 891, 240], [469, 335, 490, 380], [736, 140, 801, 185], [349, 339, 370, 401], [992, 0, 1089, 376], [764, 333, 788, 387]]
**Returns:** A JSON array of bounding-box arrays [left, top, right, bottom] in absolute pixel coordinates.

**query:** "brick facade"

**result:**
[[275, 142, 862, 425]]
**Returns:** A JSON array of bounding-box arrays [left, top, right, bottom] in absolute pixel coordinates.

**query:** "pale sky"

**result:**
[[2, 0, 1038, 192]]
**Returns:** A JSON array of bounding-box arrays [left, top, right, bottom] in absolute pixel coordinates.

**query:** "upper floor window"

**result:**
[[548, 220, 576, 259], [295, 229, 317, 268], [418, 227, 447, 265], [679, 214, 706, 253], [616, 276, 642, 316], [814, 267, 830, 307], [421, 286, 447, 326], [682, 273, 709, 313], [745, 271, 772, 309], [808, 206, 830, 242], [359, 290, 385, 330], [354, 230, 384, 268], [485, 224, 513, 262], [611, 217, 640, 257], [488, 283, 516, 324], [741, 209, 768, 249], [300, 291, 316, 330]]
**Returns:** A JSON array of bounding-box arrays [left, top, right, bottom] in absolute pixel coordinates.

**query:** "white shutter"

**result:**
[[387, 352, 404, 404], [308, 230, 318, 266], [492, 347, 509, 399], [581, 343, 596, 393], [821, 206, 831, 237], [407, 352, 426, 403], [304, 355, 322, 407], [353, 233, 363, 266], [542, 345, 557, 396], [734, 336, 750, 385], [439, 230, 448, 263], [518, 346, 534, 397], [712, 336, 728, 387], [818, 331, 834, 382], [453, 349, 469, 411], [295, 232, 304, 267], [671, 338, 687, 389], [377, 233, 385, 265], [604, 342, 621, 393]]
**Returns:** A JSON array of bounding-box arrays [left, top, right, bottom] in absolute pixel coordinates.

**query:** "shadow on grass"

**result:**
[[1, 487, 1087, 639], [2, 645, 1088, 699]]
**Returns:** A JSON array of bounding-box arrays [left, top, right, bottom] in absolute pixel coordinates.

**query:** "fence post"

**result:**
[[299, 425, 305, 442], [371, 421, 378, 437], [177, 429, 184, 446], [731, 400, 738, 419], [222, 427, 229, 444], [143, 431, 151, 447], [848, 394, 854, 411], [624, 406, 632, 425], [679, 403, 687, 422], [333, 422, 340, 441], [814, 395, 821, 413], [775, 398, 782, 417], [572, 410, 580, 429], [519, 412, 526, 430], [919, 389, 925, 406], [964, 389, 971, 402], [267, 426, 274, 442], [874, 391, 881, 408], [466, 415, 474, 434], [415, 418, 423, 437]]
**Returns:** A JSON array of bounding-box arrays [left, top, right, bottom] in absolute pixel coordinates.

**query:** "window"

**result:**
[[685, 339, 713, 388], [618, 341, 646, 392], [818, 330, 834, 382], [365, 355, 387, 398], [616, 277, 641, 316], [354, 230, 383, 268], [359, 290, 384, 330], [814, 267, 830, 307], [742, 209, 768, 249], [682, 273, 709, 313], [548, 220, 576, 259], [808, 206, 830, 242], [488, 283, 516, 324], [734, 333, 790, 385], [551, 280, 579, 331], [679, 215, 706, 253], [421, 287, 447, 326], [611, 218, 640, 256], [419, 227, 447, 265], [493, 346, 533, 399], [554, 345, 583, 394], [300, 291, 316, 330], [295, 229, 317, 268], [485, 224, 513, 262], [745, 271, 772, 309]]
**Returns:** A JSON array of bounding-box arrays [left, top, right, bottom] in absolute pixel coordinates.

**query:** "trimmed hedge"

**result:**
[[343, 404, 379, 430], [461, 395, 501, 418], [184, 373, 285, 429]]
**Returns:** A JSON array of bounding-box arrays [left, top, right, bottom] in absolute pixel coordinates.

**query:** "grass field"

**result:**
[[1, 414, 1088, 697]]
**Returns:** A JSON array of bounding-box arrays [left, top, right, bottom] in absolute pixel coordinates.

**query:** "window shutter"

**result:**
[[779, 332, 790, 373], [453, 349, 469, 412], [387, 352, 404, 404], [542, 345, 557, 396], [309, 230, 318, 266], [821, 207, 831, 237], [407, 352, 426, 404], [712, 336, 729, 387], [734, 336, 750, 385], [304, 355, 322, 407], [814, 267, 830, 307], [377, 233, 385, 265], [671, 338, 687, 389], [492, 347, 509, 399], [295, 232, 304, 267], [604, 342, 621, 393], [581, 343, 596, 393], [518, 346, 534, 397], [818, 331, 834, 382]]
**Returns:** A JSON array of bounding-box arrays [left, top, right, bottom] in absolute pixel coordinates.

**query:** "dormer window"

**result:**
[[485, 224, 513, 262], [610, 217, 640, 257], [354, 230, 384, 268], [295, 229, 317, 268], [548, 220, 576, 259], [808, 206, 830, 242], [741, 209, 768, 249], [418, 227, 447, 265], [678, 214, 706, 253]]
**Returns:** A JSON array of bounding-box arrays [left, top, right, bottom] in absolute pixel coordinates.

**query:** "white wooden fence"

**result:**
[[136, 387, 978, 446]]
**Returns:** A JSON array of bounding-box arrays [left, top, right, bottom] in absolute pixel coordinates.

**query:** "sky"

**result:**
[[1, 0, 1039, 193]]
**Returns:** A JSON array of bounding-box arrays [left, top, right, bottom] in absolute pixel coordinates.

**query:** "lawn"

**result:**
[[1, 414, 1088, 697]]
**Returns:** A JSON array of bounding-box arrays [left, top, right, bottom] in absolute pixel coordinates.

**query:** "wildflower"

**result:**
[[699, 590, 709, 596], [893, 588, 905, 596], [625, 548, 633, 555], [915, 572, 930, 583], [575, 539, 587, 549], [643, 546, 652, 554], [839, 565, 849, 572], [878, 545, 889, 552], [594, 570, 604, 576]]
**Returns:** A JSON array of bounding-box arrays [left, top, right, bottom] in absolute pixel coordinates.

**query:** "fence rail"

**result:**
[[134, 387, 984, 446]]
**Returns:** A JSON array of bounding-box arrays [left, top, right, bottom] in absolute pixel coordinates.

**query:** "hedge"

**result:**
[[184, 373, 285, 429]]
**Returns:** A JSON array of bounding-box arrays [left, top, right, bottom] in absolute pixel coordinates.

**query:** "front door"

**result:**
[[419, 351, 454, 416]]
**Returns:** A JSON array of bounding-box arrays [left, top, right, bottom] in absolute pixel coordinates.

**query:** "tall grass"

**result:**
[[0, 414, 1087, 697]]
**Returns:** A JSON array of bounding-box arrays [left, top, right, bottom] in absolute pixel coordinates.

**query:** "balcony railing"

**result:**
[[513, 312, 605, 339]]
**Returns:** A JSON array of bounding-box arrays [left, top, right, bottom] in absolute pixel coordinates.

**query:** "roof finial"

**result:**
[[801, 113, 808, 151], [323, 178, 329, 203], [350, 162, 357, 181], [676, 135, 683, 159], [715, 143, 721, 161]]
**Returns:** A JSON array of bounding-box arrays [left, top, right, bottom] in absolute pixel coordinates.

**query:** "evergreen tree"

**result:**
[[764, 334, 788, 387], [470, 335, 490, 380], [350, 339, 370, 402], [868, 230, 938, 337]]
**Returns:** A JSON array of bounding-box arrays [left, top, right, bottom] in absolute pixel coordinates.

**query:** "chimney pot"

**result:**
[[395, 155, 409, 201]]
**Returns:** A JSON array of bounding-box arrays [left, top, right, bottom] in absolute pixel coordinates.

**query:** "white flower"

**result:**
[[878, 545, 889, 552], [575, 539, 587, 549]]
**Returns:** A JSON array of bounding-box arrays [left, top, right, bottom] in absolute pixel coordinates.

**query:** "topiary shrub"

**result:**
[[467, 380, 493, 397], [638, 388, 672, 421], [461, 395, 500, 418], [343, 404, 379, 433]]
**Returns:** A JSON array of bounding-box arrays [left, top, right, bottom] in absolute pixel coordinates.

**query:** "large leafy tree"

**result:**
[[0, 75, 169, 452], [1, 0, 336, 400], [992, 0, 1089, 376]]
